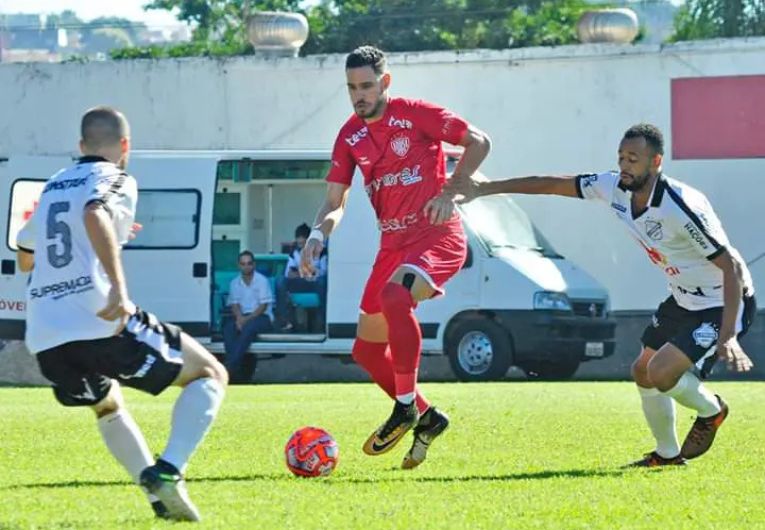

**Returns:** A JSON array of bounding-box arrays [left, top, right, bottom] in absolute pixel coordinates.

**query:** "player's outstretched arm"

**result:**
[[301, 182, 350, 278], [450, 174, 580, 203], [426, 124, 492, 224], [84, 202, 134, 327]]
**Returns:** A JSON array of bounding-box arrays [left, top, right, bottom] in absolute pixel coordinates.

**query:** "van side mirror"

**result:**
[[462, 245, 473, 269]]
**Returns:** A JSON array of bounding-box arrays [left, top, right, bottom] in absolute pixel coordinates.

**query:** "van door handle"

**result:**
[[192, 263, 208, 278], [1, 260, 15, 275]]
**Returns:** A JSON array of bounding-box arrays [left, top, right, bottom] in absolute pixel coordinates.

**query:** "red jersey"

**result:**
[[327, 97, 469, 249]]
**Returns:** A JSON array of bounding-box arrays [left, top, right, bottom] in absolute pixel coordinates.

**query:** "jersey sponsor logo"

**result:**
[[43, 177, 87, 194], [399, 165, 422, 185], [29, 274, 93, 300], [645, 220, 663, 241], [345, 126, 369, 147], [378, 212, 419, 232], [639, 241, 680, 276], [684, 221, 709, 250], [692, 322, 718, 348], [581, 174, 598, 188], [390, 134, 411, 157], [610, 202, 627, 213], [365, 165, 422, 196], [388, 116, 413, 129]]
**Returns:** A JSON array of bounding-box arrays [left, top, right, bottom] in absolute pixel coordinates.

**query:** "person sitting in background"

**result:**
[[223, 250, 274, 382], [276, 223, 328, 332]]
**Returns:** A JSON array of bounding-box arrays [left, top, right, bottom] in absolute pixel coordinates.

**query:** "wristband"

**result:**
[[308, 228, 325, 244]]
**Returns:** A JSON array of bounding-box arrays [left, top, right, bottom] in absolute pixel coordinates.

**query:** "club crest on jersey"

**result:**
[[645, 220, 663, 240], [390, 134, 410, 157], [692, 322, 718, 349]]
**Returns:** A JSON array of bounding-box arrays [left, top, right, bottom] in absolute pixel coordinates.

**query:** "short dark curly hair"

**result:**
[[623, 123, 664, 155], [294, 223, 310, 239], [345, 45, 387, 75]]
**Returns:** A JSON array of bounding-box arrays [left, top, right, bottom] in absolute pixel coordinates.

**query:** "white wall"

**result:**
[[2, 38, 764, 310]]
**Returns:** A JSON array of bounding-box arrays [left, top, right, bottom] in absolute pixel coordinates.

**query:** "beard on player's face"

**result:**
[[354, 92, 385, 119], [620, 169, 652, 191]]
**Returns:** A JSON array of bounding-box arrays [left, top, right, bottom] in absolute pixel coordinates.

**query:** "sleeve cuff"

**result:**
[[574, 175, 585, 199], [17, 245, 34, 254], [85, 198, 113, 217], [706, 246, 727, 261]]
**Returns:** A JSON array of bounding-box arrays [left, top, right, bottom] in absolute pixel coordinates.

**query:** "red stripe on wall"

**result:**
[[671, 75, 765, 159]]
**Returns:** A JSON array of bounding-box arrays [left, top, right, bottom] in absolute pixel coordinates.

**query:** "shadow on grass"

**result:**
[[336, 468, 626, 484], [4, 467, 625, 491]]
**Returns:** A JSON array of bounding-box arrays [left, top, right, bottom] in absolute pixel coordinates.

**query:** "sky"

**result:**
[[0, 0, 183, 28], [0, 0, 687, 27]]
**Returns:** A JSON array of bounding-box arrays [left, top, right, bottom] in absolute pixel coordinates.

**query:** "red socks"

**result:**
[[380, 282, 422, 404], [351, 337, 429, 414]]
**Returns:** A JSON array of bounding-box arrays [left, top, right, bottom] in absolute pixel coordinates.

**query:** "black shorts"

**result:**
[[641, 294, 757, 378], [36, 309, 184, 407]]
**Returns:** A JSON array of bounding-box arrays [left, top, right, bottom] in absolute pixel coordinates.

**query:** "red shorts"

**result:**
[[360, 228, 467, 314]]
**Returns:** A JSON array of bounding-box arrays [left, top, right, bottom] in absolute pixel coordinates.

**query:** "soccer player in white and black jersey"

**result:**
[[449, 123, 756, 467], [15, 107, 228, 521]]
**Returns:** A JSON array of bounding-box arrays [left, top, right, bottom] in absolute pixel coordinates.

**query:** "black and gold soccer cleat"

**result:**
[[402, 406, 450, 470], [628, 451, 687, 468], [363, 400, 419, 456], [681, 394, 729, 460]]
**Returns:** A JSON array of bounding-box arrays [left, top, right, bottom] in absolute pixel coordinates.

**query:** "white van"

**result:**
[[0, 151, 615, 381]]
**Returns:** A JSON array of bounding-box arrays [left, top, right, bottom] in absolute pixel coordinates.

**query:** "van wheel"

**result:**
[[446, 318, 512, 381], [520, 359, 580, 380]]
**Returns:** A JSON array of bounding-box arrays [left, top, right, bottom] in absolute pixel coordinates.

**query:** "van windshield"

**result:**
[[458, 194, 561, 258]]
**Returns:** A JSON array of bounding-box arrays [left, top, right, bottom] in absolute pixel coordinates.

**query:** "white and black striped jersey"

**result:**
[[16, 156, 138, 354], [575, 171, 753, 311]]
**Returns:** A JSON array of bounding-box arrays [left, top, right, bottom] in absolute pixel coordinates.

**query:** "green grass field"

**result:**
[[1, 382, 764, 529]]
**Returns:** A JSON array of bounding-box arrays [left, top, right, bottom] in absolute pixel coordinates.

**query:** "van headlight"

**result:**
[[534, 291, 572, 311]]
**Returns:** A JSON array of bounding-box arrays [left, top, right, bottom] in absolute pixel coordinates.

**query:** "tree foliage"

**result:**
[[671, 0, 765, 41], [115, 0, 589, 58]]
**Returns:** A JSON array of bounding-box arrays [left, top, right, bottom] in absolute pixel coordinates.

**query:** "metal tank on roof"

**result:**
[[246, 11, 309, 57], [576, 8, 639, 44]]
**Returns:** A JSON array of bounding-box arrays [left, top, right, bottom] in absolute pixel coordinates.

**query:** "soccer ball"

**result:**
[[284, 426, 339, 477]]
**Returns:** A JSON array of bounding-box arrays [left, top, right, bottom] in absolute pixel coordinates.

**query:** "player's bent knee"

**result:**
[[357, 313, 388, 343], [646, 364, 678, 393], [631, 359, 652, 387], [91, 384, 122, 418]]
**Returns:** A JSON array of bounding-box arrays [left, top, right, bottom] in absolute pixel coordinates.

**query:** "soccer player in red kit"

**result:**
[[301, 46, 491, 468]]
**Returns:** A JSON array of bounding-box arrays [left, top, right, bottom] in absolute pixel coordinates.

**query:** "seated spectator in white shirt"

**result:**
[[223, 250, 274, 382], [276, 223, 328, 332]]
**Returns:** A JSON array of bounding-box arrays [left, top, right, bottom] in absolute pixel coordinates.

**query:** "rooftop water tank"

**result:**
[[247, 11, 309, 57], [576, 8, 639, 44]]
